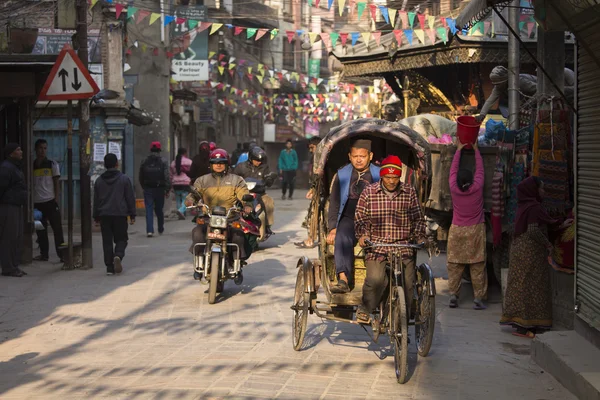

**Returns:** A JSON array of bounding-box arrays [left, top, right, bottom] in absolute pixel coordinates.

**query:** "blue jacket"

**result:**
[[336, 163, 380, 224], [278, 149, 298, 171]]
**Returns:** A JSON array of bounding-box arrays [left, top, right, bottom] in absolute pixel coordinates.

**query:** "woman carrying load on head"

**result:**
[[447, 141, 488, 310], [500, 176, 557, 338]]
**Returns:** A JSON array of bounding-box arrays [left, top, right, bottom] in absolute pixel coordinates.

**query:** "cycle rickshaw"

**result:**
[[291, 118, 437, 384]]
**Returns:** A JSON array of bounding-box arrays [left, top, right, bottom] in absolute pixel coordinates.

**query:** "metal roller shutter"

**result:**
[[576, 25, 600, 330]]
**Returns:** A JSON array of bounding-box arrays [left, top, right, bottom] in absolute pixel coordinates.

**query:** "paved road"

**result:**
[[0, 191, 574, 399]]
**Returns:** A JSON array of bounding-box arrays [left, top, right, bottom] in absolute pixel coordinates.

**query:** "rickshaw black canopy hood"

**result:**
[[313, 119, 432, 183]]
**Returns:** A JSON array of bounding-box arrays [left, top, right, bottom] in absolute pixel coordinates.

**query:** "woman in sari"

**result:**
[[500, 176, 557, 338]]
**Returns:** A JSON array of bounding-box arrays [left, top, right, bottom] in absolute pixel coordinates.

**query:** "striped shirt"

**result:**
[[355, 181, 426, 260]]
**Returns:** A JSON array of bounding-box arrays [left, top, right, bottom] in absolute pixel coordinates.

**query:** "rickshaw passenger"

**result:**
[[355, 155, 427, 322], [327, 139, 380, 294]]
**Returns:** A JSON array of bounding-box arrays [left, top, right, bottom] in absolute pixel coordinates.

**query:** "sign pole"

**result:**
[[77, 0, 93, 269], [67, 100, 74, 267]]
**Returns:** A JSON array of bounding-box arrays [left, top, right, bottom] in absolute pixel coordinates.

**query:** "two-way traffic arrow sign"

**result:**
[[38, 44, 100, 101]]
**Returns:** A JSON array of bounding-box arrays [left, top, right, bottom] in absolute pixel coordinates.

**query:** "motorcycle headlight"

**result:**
[[210, 216, 227, 228]]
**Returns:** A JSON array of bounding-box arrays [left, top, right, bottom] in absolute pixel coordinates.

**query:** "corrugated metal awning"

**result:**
[[455, 0, 512, 30]]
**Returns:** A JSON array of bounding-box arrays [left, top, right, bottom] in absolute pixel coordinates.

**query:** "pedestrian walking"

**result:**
[[139, 141, 170, 237], [447, 142, 488, 310], [93, 153, 136, 275], [0, 143, 28, 277], [170, 147, 192, 220], [189, 141, 211, 183], [500, 177, 557, 338], [278, 139, 298, 200], [32, 139, 65, 262]]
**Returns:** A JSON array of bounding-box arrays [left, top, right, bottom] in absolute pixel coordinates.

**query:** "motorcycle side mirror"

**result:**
[[242, 194, 254, 202]]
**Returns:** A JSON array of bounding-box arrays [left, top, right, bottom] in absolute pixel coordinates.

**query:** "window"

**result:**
[[283, 39, 295, 70], [283, 0, 293, 16]]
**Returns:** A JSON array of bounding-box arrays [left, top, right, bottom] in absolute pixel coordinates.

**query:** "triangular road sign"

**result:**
[[39, 44, 100, 101]]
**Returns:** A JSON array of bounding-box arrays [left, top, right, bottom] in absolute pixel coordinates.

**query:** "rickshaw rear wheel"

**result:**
[[391, 286, 409, 384], [292, 268, 309, 351], [415, 276, 435, 357]]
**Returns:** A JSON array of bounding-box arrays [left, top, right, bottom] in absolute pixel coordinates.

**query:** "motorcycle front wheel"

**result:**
[[208, 254, 220, 304]]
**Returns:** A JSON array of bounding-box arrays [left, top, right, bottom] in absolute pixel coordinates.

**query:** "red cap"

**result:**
[[209, 142, 216, 151], [380, 155, 402, 177], [150, 141, 161, 151]]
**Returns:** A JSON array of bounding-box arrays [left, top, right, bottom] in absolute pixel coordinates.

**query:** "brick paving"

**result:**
[[0, 191, 574, 399]]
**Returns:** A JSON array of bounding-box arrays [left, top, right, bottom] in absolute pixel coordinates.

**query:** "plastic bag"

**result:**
[[485, 119, 506, 141], [428, 134, 454, 144]]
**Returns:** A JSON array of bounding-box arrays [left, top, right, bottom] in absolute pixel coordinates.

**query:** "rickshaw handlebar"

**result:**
[[363, 239, 425, 250]]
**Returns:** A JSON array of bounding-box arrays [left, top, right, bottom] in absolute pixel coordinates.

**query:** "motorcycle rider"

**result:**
[[233, 146, 276, 238], [185, 149, 252, 277]]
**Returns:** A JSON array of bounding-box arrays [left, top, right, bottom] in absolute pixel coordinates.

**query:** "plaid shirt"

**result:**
[[355, 181, 426, 260]]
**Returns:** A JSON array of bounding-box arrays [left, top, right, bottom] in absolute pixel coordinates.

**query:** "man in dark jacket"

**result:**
[[0, 143, 28, 277], [138, 141, 170, 237], [94, 153, 136, 275], [233, 146, 275, 238]]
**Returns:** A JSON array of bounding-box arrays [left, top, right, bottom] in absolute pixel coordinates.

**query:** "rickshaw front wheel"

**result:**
[[391, 286, 409, 384], [292, 268, 309, 351]]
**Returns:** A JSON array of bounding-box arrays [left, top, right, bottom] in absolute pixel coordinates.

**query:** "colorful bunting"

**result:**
[[379, 6, 389, 24], [234, 26, 244, 36], [437, 27, 448, 44], [404, 29, 413, 45], [164, 15, 175, 26], [338, 0, 346, 16], [270, 29, 279, 39], [426, 29, 436, 44], [417, 13, 426, 30], [127, 7, 138, 20], [368, 4, 377, 21], [414, 29, 425, 45], [372, 31, 381, 46], [400, 11, 408, 29], [351, 32, 360, 46], [247, 28, 257, 39], [357, 2, 366, 20], [330, 32, 339, 47], [393, 30, 403, 46], [256, 29, 269, 41], [210, 23, 222, 35], [340, 32, 349, 46], [136, 10, 151, 24], [389, 8, 397, 28], [115, 3, 125, 19], [428, 15, 436, 29], [408, 12, 416, 28], [328, 0, 334, 10], [286, 30, 295, 43]]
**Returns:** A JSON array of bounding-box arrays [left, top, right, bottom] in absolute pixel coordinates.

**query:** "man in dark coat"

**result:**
[[94, 153, 136, 275], [0, 143, 28, 277]]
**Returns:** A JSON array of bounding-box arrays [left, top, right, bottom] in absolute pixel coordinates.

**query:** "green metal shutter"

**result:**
[[576, 25, 600, 330]]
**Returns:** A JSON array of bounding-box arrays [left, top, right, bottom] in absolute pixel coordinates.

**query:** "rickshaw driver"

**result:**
[[354, 155, 427, 323], [185, 149, 251, 277], [328, 139, 381, 294]]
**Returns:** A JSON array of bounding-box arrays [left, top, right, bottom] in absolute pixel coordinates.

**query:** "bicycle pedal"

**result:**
[[371, 320, 381, 343]]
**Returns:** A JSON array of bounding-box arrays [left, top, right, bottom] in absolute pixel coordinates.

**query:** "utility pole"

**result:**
[[507, 0, 520, 130], [77, 0, 93, 269]]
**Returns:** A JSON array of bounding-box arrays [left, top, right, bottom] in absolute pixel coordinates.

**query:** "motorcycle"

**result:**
[[245, 173, 277, 244], [189, 193, 260, 304]]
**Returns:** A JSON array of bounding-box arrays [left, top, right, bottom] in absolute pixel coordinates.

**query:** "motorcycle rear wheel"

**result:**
[[208, 255, 220, 304]]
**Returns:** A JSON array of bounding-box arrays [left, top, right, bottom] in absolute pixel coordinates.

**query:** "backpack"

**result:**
[[142, 157, 166, 188]]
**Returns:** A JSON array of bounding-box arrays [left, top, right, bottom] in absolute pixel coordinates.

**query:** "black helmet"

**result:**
[[249, 147, 267, 162]]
